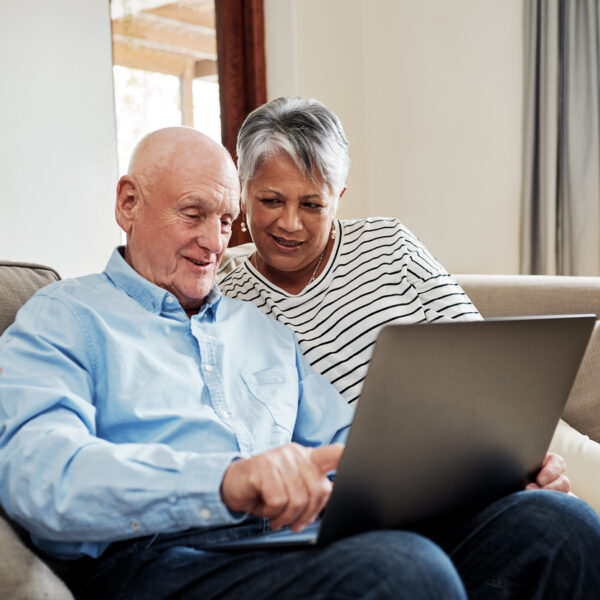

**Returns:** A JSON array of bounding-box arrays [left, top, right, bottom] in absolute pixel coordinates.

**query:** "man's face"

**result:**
[[120, 150, 240, 314]]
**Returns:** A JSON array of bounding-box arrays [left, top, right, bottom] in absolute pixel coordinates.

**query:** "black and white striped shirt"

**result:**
[[219, 218, 481, 404]]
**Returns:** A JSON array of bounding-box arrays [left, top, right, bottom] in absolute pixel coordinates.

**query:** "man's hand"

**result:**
[[220, 443, 344, 532], [526, 452, 570, 493]]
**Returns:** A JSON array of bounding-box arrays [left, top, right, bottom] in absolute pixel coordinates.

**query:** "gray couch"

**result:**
[[2, 257, 600, 599]]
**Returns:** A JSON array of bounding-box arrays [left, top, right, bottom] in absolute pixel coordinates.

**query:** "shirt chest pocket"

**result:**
[[241, 367, 299, 434]]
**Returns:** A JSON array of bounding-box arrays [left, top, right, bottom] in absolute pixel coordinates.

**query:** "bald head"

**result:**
[[128, 127, 237, 196]]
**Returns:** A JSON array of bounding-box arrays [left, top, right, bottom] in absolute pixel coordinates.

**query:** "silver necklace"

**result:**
[[307, 247, 327, 285], [251, 247, 326, 287]]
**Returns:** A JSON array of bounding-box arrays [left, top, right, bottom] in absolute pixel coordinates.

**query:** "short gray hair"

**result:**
[[236, 97, 350, 198]]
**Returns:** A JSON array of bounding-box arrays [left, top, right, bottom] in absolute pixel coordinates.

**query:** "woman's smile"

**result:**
[[271, 234, 304, 249]]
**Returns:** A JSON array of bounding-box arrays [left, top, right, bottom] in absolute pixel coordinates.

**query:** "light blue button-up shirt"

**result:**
[[0, 249, 353, 559]]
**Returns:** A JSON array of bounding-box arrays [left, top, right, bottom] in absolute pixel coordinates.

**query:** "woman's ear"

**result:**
[[115, 175, 139, 234]]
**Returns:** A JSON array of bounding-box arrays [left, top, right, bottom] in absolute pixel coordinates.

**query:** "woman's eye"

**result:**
[[259, 198, 280, 206], [303, 202, 324, 210]]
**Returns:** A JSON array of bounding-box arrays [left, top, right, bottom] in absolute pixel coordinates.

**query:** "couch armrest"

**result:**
[[1, 261, 70, 598], [0, 261, 60, 335], [0, 513, 73, 600]]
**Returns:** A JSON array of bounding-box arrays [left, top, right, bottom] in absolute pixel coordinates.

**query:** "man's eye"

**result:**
[[183, 212, 200, 219]]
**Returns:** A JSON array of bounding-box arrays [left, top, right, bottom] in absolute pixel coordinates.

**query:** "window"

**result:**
[[110, 0, 220, 175]]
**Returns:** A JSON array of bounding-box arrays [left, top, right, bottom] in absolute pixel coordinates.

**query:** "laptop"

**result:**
[[211, 315, 595, 550]]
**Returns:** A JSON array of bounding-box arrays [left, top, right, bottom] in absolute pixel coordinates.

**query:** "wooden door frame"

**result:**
[[215, 0, 267, 246]]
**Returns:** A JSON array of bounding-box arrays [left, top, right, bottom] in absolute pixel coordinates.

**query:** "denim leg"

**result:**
[[67, 490, 600, 599], [77, 528, 466, 600], [427, 490, 600, 600]]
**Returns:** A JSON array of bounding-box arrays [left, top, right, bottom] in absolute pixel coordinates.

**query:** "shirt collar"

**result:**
[[104, 247, 222, 319], [196, 286, 222, 322]]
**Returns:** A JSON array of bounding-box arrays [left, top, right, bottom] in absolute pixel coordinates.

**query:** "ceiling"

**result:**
[[111, 0, 217, 81]]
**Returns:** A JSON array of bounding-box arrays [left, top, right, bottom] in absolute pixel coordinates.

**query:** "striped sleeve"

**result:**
[[401, 227, 482, 323]]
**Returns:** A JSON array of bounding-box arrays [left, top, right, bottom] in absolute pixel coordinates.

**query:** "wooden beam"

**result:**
[[112, 13, 216, 59], [113, 36, 217, 79], [145, 0, 216, 29], [194, 59, 218, 78], [113, 37, 186, 76], [136, 12, 215, 37]]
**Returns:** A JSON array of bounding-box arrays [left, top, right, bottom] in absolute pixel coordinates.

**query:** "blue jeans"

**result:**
[[62, 491, 600, 599]]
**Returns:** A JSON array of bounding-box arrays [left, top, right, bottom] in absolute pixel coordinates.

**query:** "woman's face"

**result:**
[[244, 154, 340, 276]]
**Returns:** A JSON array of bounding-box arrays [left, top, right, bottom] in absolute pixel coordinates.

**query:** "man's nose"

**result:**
[[198, 218, 225, 254]]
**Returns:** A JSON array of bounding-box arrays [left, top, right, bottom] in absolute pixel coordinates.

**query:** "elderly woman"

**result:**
[[219, 95, 587, 493], [216, 99, 600, 592], [219, 96, 480, 405]]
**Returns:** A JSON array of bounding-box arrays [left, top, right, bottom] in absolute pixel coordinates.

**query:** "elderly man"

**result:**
[[0, 128, 599, 600]]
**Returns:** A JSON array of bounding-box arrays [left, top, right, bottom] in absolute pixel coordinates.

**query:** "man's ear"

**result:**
[[115, 175, 139, 234]]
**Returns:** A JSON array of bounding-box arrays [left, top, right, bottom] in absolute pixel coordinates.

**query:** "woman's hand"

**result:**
[[525, 452, 571, 493]]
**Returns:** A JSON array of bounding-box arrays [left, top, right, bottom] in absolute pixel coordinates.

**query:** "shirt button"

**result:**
[[200, 508, 211, 520], [205, 364, 213, 372], [222, 411, 231, 419], [130, 521, 140, 531], [165, 296, 174, 304]]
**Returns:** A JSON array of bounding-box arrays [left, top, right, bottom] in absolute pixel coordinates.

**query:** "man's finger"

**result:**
[[310, 443, 344, 475]]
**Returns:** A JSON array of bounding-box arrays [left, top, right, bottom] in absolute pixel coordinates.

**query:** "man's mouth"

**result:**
[[186, 257, 212, 267], [272, 235, 303, 248]]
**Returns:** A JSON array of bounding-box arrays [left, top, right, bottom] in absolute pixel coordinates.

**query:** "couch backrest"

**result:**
[[0, 261, 60, 335], [455, 274, 600, 319]]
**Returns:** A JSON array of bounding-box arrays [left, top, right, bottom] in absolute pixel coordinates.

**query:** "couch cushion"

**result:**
[[0, 261, 60, 335]]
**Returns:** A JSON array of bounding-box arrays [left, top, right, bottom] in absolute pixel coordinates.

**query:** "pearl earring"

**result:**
[[330, 223, 336, 240], [240, 218, 247, 233]]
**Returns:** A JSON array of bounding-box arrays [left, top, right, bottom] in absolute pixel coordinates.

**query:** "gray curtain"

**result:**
[[521, 0, 600, 275]]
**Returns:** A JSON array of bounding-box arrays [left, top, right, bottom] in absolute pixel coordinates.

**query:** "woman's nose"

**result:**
[[278, 206, 302, 232]]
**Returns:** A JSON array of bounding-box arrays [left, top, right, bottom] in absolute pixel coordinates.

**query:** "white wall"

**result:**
[[0, 0, 121, 278], [264, 0, 524, 274]]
